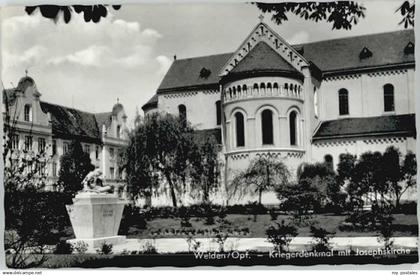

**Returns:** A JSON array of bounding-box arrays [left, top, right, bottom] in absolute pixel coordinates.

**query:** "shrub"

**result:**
[[54, 240, 73, 254], [213, 232, 229, 252], [310, 226, 335, 252], [5, 191, 74, 245], [179, 206, 192, 227], [266, 220, 298, 252], [269, 208, 279, 221], [96, 242, 113, 255], [140, 241, 158, 254], [202, 203, 216, 225], [186, 235, 201, 252], [73, 241, 88, 254], [394, 201, 417, 215], [119, 204, 147, 235]]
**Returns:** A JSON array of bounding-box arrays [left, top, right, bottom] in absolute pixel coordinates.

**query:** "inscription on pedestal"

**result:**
[[103, 209, 114, 217]]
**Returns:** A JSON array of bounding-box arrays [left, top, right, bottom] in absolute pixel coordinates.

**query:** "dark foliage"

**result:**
[[57, 140, 94, 196], [393, 201, 417, 215], [5, 191, 73, 245], [179, 206, 192, 227], [54, 240, 73, 254], [118, 204, 147, 235], [255, 1, 414, 29], [25, 5, 121, 23], [125, 113, 213, 207], [397, 1, 415, 28], [269, 208, 279, 221], [255, 2, 366, 30], [277, 179, 323, 215], [265, 220, 298, 252], [230, 156, 290, 205], [142, 202, 269, 219], [310, 226, 335, 252], [97, 243, 113, 255]]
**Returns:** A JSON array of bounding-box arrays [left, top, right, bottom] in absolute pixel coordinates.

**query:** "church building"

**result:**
[[142, 21, 416, 204]]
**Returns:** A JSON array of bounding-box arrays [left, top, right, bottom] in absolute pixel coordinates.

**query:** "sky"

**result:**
[[1, 1, 410, 126]]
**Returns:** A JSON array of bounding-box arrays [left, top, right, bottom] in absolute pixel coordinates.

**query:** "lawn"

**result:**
[[125, 214, 418, 239]]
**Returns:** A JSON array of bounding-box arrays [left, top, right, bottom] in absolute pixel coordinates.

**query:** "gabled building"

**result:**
[[143, 22, 416, 204], [3, 76, 129, 190]]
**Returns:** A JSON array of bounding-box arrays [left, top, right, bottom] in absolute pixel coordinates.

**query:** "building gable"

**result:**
[[219, 22, 309, 77], [230, 41, 300, 75]]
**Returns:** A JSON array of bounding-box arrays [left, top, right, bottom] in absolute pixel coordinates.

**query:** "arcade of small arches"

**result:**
[[223, 81, 303, 101]]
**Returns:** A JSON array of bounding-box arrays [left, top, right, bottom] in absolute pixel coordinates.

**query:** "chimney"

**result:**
[[174, 55, 177, 61]]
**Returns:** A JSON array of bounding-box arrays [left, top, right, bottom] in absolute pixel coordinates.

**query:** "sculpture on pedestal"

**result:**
[[66, 168, 127, 251]]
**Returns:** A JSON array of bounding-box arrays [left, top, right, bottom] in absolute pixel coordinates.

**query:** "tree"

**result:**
[[266, 220, 298, 253], [347, 151, 388, 208], [3, 91, 65, 268], [230, 155, 290, 205], [25, 5, 121, 23], [57, 140, 94, 195], [310, 226, 335, 252], [276, 178, 323, 225], [336, 153, 357, 185], [382, 146, 403, 208], [398, 151, 417, 208], [124, 116, 157, 204], [255, 1, 414, 29], [125, 113, 200, 207], [189, 135, 221, 203]]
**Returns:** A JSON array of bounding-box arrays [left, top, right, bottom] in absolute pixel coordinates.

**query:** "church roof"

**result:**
[[158, 53, 232, 92], [295, 29, 414, 75], [312, 114, 416, 141], [142, 94, 158, 111], [228, 41, 301, 78], [155, 29, 414, 93]]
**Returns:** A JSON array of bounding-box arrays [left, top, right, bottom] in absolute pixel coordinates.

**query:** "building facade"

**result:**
[[143, 22, 416, 205], [3, 76, 129, 190]]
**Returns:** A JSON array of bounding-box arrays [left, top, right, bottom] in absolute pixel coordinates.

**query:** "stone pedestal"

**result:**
[[66, 192, 127, 251]]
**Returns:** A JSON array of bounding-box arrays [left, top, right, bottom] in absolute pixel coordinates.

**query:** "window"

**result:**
[[260, 83, 266, 93], [338, 89, 349, 115], [324, 155, 334, 171], [234, 112, 245, 147], [261, 109, 273, 145], [52, 139, 57, 155], [110, 147, 115, 159], [63, 142, 69, 154], [116, 125, 121, 138], [267, 83, 272, 93], [95, 146, 100, 159], [253, 83, 259, 93], [289, 111, 297, 146], [52, 162, 57, 177], [11, 135, 19, 150], [24, 105, 32, 122], [24, 136, 32, 151], [84, 144, 90, 154], [110, 167, 115, 179], [178, 104, 187, 127], [383, 84, 395, 112], [38, 138, 46, 153], [216, 101, 221, 125]]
